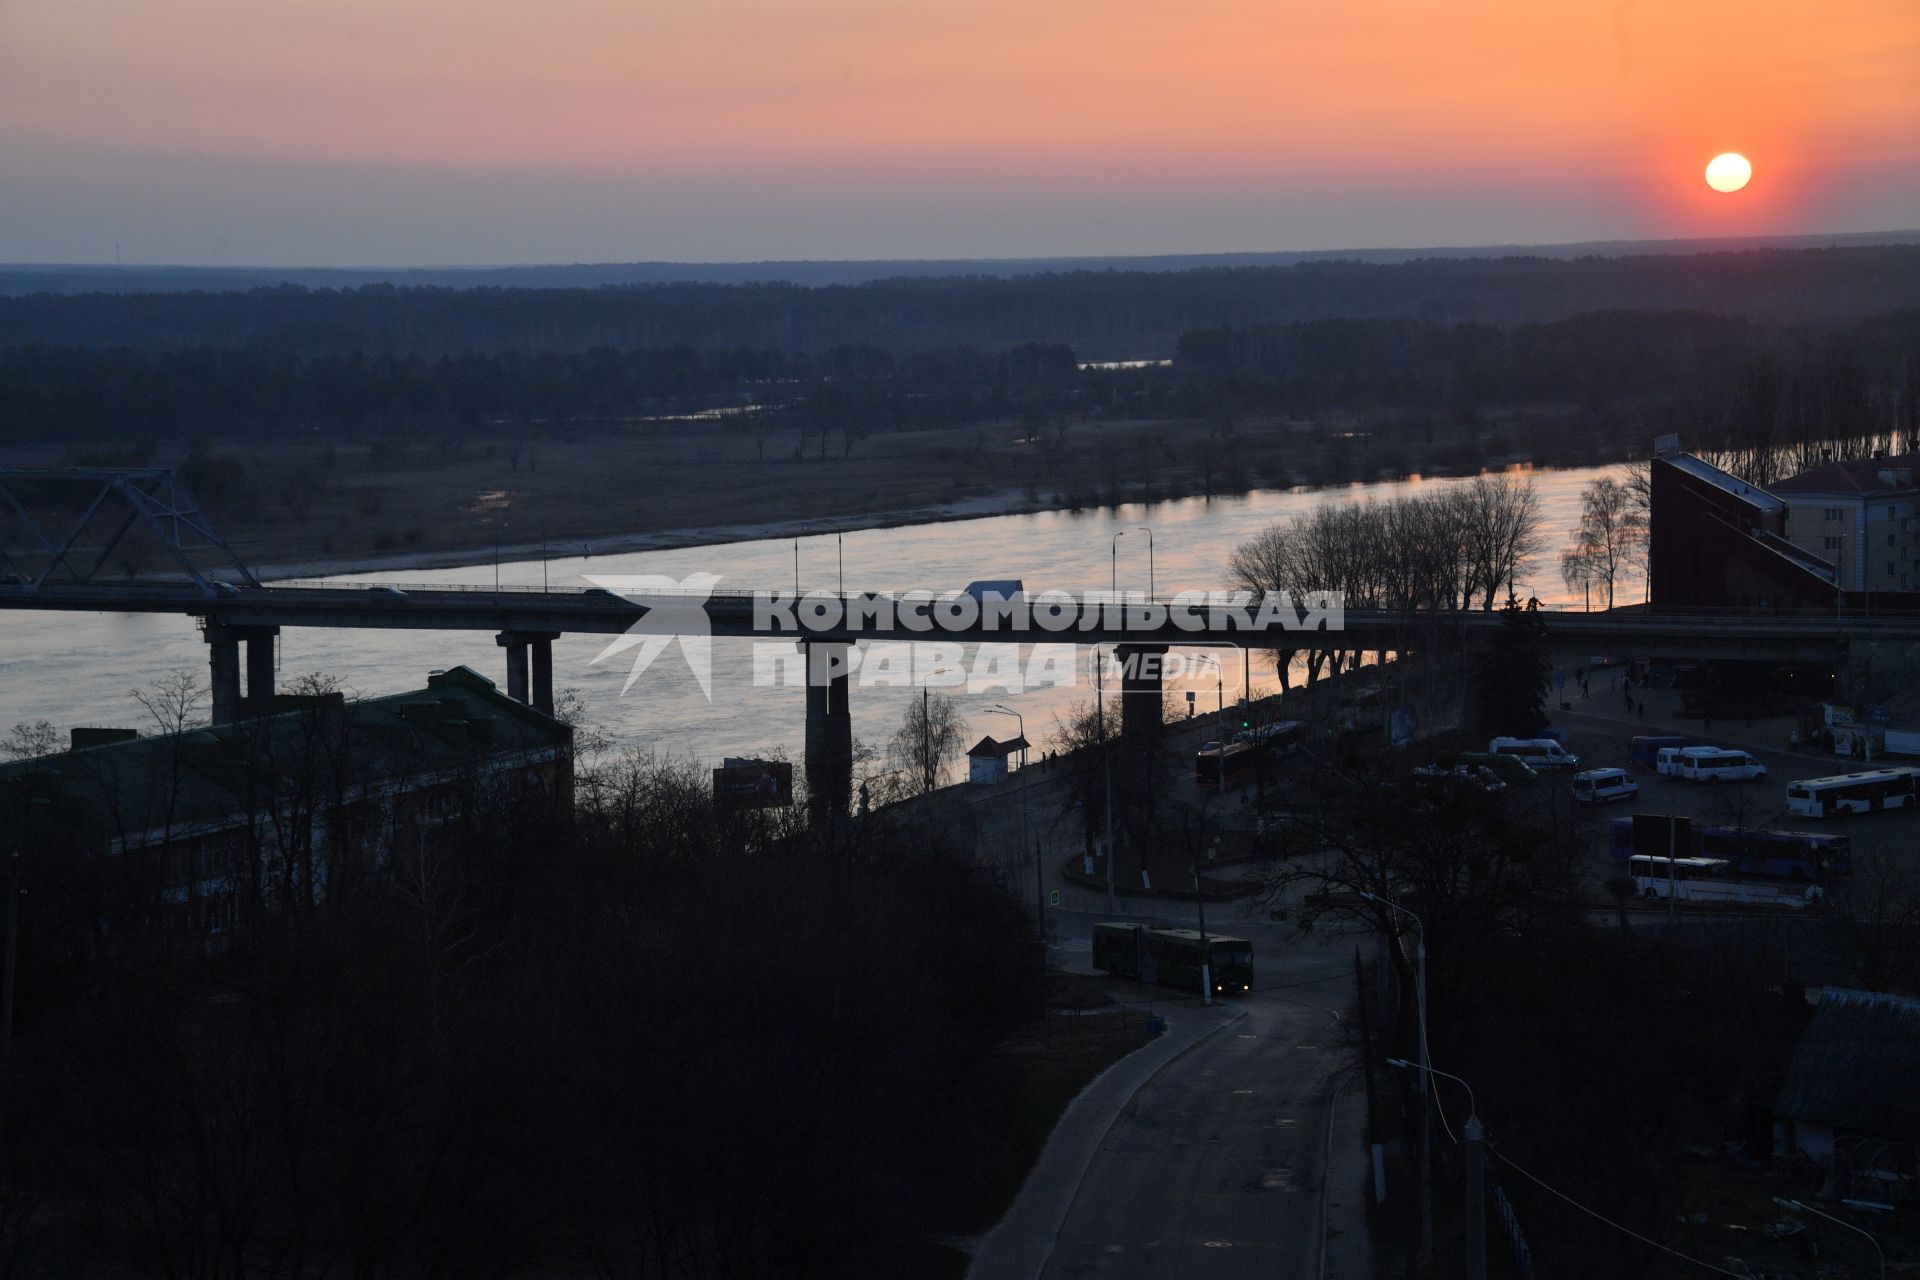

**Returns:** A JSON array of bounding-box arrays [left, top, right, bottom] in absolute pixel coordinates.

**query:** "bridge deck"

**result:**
[[0, 580, 1891, 660]]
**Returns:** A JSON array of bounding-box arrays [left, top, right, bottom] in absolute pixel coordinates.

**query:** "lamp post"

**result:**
[[1363, 890, 1432, 1264], [1094, 645, 1115, 912], [1112, 525, 1154, 600], [986, 705, 1042, 983], [1192, 834, 1218, 1005], [1772, 1198, 1886, 1280], [1390, 1057, 1485, 1280]]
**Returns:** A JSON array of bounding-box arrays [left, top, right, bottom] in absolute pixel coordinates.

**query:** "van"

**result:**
[[1488, 737, 1579, 769], [1678, 749, 1766, 783], [1655, 746, 1691, 777], [1572, 768, 1639, 804]]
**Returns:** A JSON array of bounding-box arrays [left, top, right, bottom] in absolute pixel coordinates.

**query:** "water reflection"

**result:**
[[1, 465, 1635, 767]]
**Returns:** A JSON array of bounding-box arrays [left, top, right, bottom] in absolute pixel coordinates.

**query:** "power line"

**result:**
[[1485, 1146, 1748, 1278]]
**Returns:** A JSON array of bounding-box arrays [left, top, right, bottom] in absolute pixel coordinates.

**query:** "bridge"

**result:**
[[3, 575, 1901, 815]]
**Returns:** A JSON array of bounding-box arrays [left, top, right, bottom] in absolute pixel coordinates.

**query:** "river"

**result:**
[[0, 464, 1636, 766]]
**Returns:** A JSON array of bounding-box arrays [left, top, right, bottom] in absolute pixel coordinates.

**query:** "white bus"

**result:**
[[1677, 749, 1767, 783], [1784, 768, 1920, 818], [1627, 855, 1824, 908]]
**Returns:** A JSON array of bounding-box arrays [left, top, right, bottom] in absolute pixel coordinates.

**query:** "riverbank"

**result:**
[[248, 457, 1592, 582], [248, 487, 1047, 580]]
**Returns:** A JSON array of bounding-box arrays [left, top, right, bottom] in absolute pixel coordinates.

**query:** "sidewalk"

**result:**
[[1319, 1083, 1377, 1280], [963, 1003, 1245, 1280], [1556, 680, 1816, 762]]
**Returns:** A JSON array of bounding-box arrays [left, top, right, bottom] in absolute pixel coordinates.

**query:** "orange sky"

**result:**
[[2, 0, 1916, 263]]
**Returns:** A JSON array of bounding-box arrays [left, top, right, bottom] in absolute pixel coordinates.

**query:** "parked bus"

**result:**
[[1092, 923, 1254, 995], [1627, 855, 1825, 908], [1607, 818, 1851, 881], [1698, 826, 1852, 880], [1784, 768, 1920, 818], [1195, 739, 1264, 790]]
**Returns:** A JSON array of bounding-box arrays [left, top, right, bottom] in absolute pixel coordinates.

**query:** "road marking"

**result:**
[[1261, 1168, 1295, 1189]]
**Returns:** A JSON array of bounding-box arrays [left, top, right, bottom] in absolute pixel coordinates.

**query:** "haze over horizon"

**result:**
[[3, 0, 1917, 267]]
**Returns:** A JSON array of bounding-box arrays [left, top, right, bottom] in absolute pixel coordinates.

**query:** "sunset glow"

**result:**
[[0, 0, 1914, 262]]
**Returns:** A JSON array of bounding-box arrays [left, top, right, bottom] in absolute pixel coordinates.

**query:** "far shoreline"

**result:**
[[253, 457, 1605, 584]]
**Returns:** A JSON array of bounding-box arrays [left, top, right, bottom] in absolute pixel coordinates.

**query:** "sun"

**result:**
[[1705, 152, 1752, 193]]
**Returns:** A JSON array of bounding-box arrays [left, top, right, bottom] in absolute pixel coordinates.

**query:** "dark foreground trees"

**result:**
[[1268, 752, 1813, 1278], [0, 750, 1039, 1278]]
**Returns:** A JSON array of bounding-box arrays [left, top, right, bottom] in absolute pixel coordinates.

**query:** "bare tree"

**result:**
[[887, 691, 968, 794], [1564, 476, 1645, 610], [2, 719, 59, 761]]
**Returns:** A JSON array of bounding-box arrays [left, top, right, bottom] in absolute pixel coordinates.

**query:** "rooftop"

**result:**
[[1659, 453, 1786, 514], [0, 666, 570, 842], [1771, 453, 1920, 498], [1774, 987, 1920, 1142]]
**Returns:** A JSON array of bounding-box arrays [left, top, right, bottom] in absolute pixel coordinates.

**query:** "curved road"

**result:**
[[1041, 919, 1354, 1279]]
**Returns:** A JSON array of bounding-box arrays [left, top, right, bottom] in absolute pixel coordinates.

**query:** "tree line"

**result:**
[[3, 245, 1918, 356], [6, 308, 1916, 478]]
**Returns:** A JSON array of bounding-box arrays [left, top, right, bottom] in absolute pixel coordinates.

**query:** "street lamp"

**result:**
[[985, 704, 1043, 982], [1112, 525, 1154, 600], [1772, 1198, 1886, 1280], [1192, 834, 1219, 1005], [1362, 889, 1432, 1264], [1093, 645, 1116, 912], [1390, 1057, 1487, 1280]]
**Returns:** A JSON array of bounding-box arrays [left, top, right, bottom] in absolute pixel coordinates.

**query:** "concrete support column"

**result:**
[[1115, 643, 1169, 744], [530, 637, 555, 715], [496, 631, 561, 713], [243, 626, 279, 715], [204, 624, 242, 725], [803, 641, 854, 828], [495, 632, 530, 704]]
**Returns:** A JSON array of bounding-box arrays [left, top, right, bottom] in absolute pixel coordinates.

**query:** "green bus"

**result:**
[[1092, 923, 1254, 995]]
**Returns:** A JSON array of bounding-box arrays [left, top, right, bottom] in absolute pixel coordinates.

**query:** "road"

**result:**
[[1038, 912, 1359, 1279]]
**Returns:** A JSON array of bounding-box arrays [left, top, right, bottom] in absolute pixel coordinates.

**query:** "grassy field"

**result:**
[[8, 402, 1597, 577]]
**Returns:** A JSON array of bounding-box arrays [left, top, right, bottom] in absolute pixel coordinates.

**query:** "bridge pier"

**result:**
[[244, 627, 278, 716], [803, 641, 853, 827], [1115, 643, 1168, 744], [204, 623, 279, 724], [495, 630, 560, 713], [205, 624, 242, 725]]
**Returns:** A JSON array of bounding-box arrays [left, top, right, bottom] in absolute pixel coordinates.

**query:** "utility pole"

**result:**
[[2, 850, 21, 1077], [1097, 646, 1115, 912], [1194, 848, 1211, 1005], [1368, 895, 1432, 1265], [1465, 1113, 1487, 1280]]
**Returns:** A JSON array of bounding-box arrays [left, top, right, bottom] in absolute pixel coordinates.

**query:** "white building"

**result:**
[[1773, 454, 1920, 593]]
